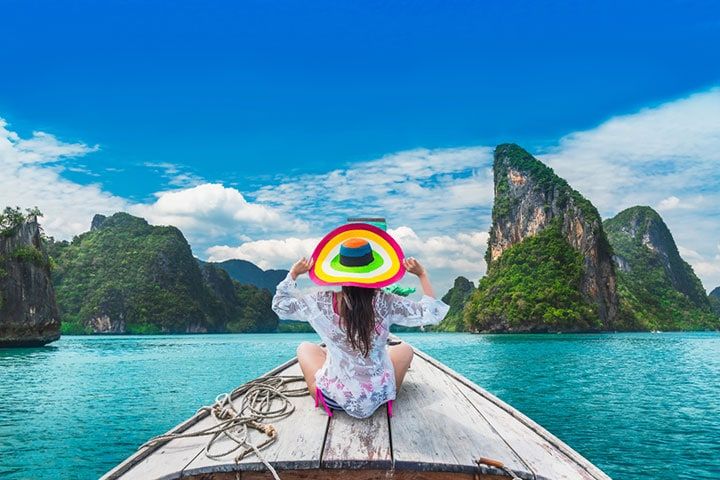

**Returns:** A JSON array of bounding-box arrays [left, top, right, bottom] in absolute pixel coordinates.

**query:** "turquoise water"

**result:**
[[1, 333, 719, 479]]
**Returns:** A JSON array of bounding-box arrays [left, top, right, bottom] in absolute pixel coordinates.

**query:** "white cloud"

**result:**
[[541, 88, 720, 214], [657, 196, 681, 211], [143, 161, 205, 188], [206, 236, 321, 269], [684, 244, 720, 280], [130, 183, 303, 243], [253, 146, 494, 235], [0, 119, 128, 239], [677, 246, 704, 262], [0, 119, 304, 248]]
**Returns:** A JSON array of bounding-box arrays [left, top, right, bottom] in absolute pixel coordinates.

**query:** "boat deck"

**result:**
[[102, 345, 611, 480]]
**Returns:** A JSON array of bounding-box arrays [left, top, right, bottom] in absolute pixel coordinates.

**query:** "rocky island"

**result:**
[[49, 212, 278, 334], [463, 144, 618, 332], [436, 276, 475, 331], [0, 208, 60, 346]]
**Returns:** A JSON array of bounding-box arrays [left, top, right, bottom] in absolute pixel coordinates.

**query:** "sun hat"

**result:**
[[309, 222, 406, 288]]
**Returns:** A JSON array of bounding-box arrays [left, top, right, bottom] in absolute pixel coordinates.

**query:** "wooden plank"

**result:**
[[413, 348, 611, 480], [102, 356, 300, 480], [182, 362, 329, 477], [321, 407, 391, 469], [390, 355, 533, 478]]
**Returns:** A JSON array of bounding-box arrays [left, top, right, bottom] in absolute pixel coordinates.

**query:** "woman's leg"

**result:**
[[297, 341, 326, 400], [388, 342, 414, 391]]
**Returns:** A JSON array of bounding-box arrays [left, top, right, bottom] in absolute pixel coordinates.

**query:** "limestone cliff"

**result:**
[[604, 206, 718, 330], [465, 144, 618, 332], [0, 214, 60, 346]]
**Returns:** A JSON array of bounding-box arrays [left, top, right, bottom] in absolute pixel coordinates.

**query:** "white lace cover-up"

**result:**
[[272, 273, 450, 418]]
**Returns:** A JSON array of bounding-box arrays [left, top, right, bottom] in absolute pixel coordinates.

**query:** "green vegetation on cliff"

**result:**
[[51, 212, 277, 334], [710, 288, 720, 316], [436, 276, 474, 331], [465, 222, 600, 332], [604, 206, 718, 330]]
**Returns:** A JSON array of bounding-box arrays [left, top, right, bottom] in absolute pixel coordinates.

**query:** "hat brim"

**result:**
[[309, 223, 405, 288]]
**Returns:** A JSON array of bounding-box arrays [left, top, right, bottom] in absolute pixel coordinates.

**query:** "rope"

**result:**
[[140, 375, 309, 480]]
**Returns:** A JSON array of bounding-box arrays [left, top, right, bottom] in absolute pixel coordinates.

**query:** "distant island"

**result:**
[[2, 144, 719, 345]]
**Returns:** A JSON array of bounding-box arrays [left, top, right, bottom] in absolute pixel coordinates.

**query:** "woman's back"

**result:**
[[272, 278, 449, 418]]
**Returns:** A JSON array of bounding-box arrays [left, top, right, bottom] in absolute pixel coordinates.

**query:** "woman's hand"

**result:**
[[403, 257, 426, 277], [290, 257, 314, 280], [403, 257, 436, 297]]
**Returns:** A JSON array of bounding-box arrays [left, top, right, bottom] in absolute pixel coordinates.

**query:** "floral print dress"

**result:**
[[272, 273, 450, 418]]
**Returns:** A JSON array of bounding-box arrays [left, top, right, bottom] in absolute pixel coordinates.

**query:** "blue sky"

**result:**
[[2, 1, 720, 293]]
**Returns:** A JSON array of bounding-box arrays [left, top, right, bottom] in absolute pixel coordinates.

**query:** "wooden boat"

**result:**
[[102, 344, 611, 480]]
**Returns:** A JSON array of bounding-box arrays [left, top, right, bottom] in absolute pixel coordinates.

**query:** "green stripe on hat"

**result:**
[[329, 250, 384, 273]]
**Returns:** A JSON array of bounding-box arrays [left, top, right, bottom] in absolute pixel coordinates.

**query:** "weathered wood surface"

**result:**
[[101, 357, 301, 480], [183, 362, 329, 476], [321, 407, 391, 470], [391, 354, 531, 478], [105, 342, 612, 480]]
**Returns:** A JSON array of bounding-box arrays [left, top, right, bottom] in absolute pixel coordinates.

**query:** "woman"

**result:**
[[272, 235, 449, 419]]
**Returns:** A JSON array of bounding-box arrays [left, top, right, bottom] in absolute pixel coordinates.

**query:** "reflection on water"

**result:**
[[1, 332, 719, 479]]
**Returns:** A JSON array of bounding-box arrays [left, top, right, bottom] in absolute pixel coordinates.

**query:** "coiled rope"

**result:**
[[140, 375, 309, 480]]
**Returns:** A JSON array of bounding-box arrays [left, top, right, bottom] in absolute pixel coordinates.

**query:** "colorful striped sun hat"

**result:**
[[309, 223, 406, 288]]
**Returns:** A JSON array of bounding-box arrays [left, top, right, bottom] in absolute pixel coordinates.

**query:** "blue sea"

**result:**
[[1, 332, 719, 479]]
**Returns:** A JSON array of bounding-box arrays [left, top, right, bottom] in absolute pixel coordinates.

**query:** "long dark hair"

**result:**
[[339, 286, 378, 357]]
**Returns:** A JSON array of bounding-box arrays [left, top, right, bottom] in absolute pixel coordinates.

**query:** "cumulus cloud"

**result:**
[[0, 119, 128, 239], [131, 183, 306, 246], [206, 236, 322, 269], [252, 146, 495, 235], [657, 196, 681, 211], [0, 119, 303, 248]]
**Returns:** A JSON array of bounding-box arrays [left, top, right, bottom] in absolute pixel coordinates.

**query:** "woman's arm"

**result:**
[[404, 257, 436, 298], [271, 257, 318, 322], [384, 258, 449, 327]]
